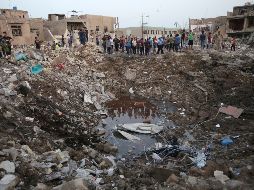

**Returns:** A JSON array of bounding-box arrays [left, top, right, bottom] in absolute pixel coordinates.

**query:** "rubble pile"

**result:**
[[0, 43, 254, 189]]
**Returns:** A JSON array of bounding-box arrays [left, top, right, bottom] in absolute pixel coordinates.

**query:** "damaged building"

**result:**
[[0, 8, 117, 45], [189, 16, 227, 36], [0, 8, 36, 45], [43, 14, 87, 41], [44, 13, 117, 42], [227, 3, 254, 37]]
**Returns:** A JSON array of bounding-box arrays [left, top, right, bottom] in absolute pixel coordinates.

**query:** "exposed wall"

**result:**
[[226, 4, 254, 36], [0, 9, 34, 45], [29, 18, 45, 41], [0, 9, 29, 19], [81, 14, 116, 34], [44, 20, 67, 36]]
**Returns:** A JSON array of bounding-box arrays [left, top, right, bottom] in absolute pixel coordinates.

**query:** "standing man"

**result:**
[[113, 36, 120, 52], [2, 32, 12, 58], [78, 29, 85, 45], [61, 35, 65, 47], [231, 36, 236, 51], [200, 31, 206, 50], [174, 34, 181, 52], [214, 31, 223, 50], [139, 38, 144, 55], [188, 30, 194, 50], [132, 37, 137, 54], [106, 36, 112, 54], [96, 36, 100, 46], [157, 37, 164, 54], [35, 37, 41, 50], [68, 33, 73, 48], [207, 32, 212, 49], [181, 30, 186, 48]]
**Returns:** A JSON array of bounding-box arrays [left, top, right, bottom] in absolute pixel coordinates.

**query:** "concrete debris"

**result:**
[[0, 161, 15, 173], [0, 174, 19, 190], [152, 153, 163, 162], [189, 150, 206, 168], [117, 123, 164, 134], [53, 178, 89, 190], [117, 130, 141, 141], [214, 170, 230, 184], [125, 69, 136, 80], [219, 106, 244, 118]]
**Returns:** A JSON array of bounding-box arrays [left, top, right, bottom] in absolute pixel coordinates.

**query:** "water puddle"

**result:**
[[97, 97, 176, 158]]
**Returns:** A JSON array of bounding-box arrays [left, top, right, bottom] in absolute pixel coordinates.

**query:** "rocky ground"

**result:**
[[0, 42, 253, 190]]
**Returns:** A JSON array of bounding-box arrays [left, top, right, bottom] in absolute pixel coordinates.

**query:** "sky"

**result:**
[[1, 0, 253, 28]]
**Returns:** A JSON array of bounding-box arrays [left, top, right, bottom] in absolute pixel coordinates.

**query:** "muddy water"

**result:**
[[97, 97, 176, 158]]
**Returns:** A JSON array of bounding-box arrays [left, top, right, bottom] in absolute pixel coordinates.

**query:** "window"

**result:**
[[161, 31, 164, 35], [11, 25, 22, 36], [147, 30, 150, 34], [151, 30, 154, 34], [143, 30, 147, 34], [96, 26, 99, 31], [155, 30, 158, 34], [164, 31, 167, 35]]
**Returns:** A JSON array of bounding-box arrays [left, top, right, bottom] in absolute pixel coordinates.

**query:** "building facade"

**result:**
[[0, 8, 35, 45], [227, 3, 254, 37], [118, 26, 178, 39]]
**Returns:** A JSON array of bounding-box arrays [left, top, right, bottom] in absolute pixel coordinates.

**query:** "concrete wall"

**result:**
[[82, 14, 116, 33], [0, 9, 29, 19], [29, 18, 45, 41], [44, 20, 68, 36]]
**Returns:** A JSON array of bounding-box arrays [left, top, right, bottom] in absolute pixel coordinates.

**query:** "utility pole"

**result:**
[[141, 14, 148, 39]]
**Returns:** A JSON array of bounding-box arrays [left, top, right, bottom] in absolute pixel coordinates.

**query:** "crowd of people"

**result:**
[[0, 28, 238, 58], [99, 30, 237, 55]]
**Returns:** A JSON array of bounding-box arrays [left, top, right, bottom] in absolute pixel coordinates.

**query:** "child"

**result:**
[[231, 37, 236, 51]]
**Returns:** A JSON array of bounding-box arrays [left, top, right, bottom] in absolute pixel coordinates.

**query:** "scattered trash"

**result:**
[[129, 87, 134, 94], [216, 124, 221, 128], [0, 174, 19, 190], [155, 143, 163, 150], [56, 63, 65, 70], [3, 68, 12, 74], [214, 170, 230, 184], [189, 150, 206, 168], [117, 130, 141, 141], [153, 144, 180, 158], [117, 123, 164, 134], [107, 168, 114, 176], [0, 160, 15, 173], [83, 94, 93, 104], [152, 153, 163, 161], [31, 64, 44, 75], [221, 136, 234, 146], [15, 52, 28, 61], [25, 117, 34, 122], [219, 106, 244, 118]]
